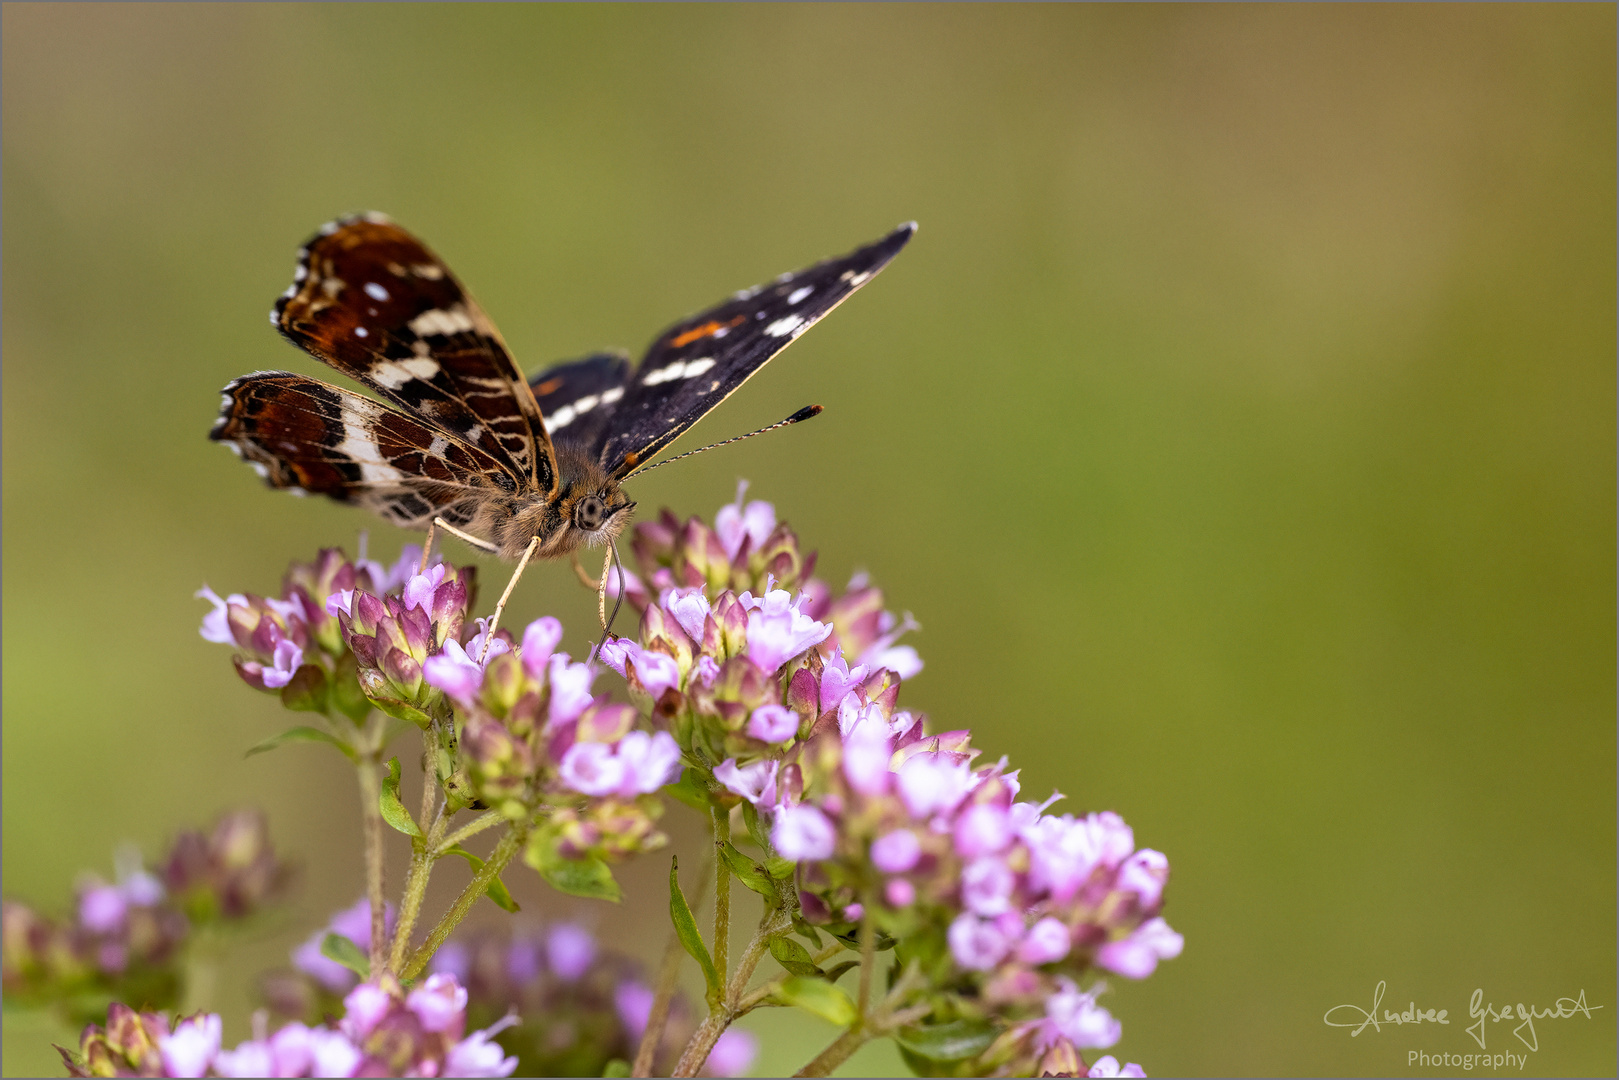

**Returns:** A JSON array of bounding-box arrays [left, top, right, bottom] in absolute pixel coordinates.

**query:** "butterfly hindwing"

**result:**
[[273, 214, 558, 497], [597, 223, 915, 475], [210, 371, 512, 529], [528, 351, 633, 454]]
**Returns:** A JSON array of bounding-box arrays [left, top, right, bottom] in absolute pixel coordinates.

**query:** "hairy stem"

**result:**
[[856, 891, 877, 1016], [401, 822, 527, 981], [388, 805, 446, 975], [671, 1013, 729, 1078], [793, 1026, 870, 1078], [711, 804, 731, 986], [435, 809, 501, 854], [354, 752, 387, 977], [631, 931, 686, 1077]]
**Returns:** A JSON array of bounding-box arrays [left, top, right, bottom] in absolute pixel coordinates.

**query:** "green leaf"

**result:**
[[740, 800, 771, 851], [823, 959, 860, 984], [666, 768, 710, 812], [319, 932, 369, 981], [719, 842, 775, 898], [772, 975, 856, 1027], [668, 857, 721, 1006], [245, 725, 357, 764], [366, 694, 433, 727], [442, 845, 520, 912], [331, 653, 375, 723], [893, 1019, 999, 1063], [379, 758, 424, 839], [765, 855, 797, 880], [600, 1060, 632, 1078], [528, 840, 623, 902], [767, 935, 822, 976], [793, 917, 824, 949]]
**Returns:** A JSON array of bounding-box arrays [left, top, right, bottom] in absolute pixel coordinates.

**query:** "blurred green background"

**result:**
[[4, 4, 1613, 1076]]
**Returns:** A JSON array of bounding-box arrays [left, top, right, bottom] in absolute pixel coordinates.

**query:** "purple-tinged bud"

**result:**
[[746, 704, 798, 743], [662, 588, 711, 644], [627, 649, 681, 700], [818, 648, 869, 715], [541, 923, 596, 982], [521, 617, 564, 678], [548, 655, 597, 726], [787, 667, 819, 719], [871, 830, 921, 874], [948, 912, 1016, 972], [955, 804, 1013, 858], [423, 640, 484, 704], [1096, 917, 1183, 979], [380, 647, 423, 696], [1042, 980, 1121, 1050], [406, 972, 468, 1035], [961, 856, 1016, 916], [715, 759, 779, 807], [771, 804, 835, 860], [1037, 1038, 1083, 1079], [481, 650, 524, 712], [885, 879, 915, 907], [1087, 1055, 1147, 1078], [1114, 849, 1170, 910], [1016, 916, 1072, 965], [576, 702, 637, 744], [742, 590, 831, 673], [711, 591, 749, 656], [157, 1013, 221, 1078]]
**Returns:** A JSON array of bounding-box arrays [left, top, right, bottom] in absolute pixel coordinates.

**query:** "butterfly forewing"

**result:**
[[598, 223, 915, 475], [211, 371, 510, 529], [274, 214, 558, 496]]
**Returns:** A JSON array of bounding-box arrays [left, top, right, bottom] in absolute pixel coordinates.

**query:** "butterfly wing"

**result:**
[[527, 351, 634, 453], [273, 213, 558, 498], [597, 223, 916, 476], [211, 371, 512, 529]]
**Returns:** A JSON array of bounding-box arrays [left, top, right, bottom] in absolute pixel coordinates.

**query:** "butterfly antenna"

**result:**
[[626, 405, 823, 477]]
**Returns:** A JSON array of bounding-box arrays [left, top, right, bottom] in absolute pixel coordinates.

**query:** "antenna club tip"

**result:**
[[789, 404, 823, 423]]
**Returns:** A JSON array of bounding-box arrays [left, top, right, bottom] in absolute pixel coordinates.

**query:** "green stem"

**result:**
[[434, 809, 501, 854], [671, 1013, 729, 1078], [388, 803, 447, 975], [793, 1026, 870, 1078], [711, 803, 731, 986], [354, 750, 387, 978], [401, 822, 528, 981], [856, 890, 877, 1015], [631, 931, 686, 1077]]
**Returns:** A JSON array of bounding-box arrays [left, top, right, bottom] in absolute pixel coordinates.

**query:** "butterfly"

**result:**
[[210, 213, 914, 571]]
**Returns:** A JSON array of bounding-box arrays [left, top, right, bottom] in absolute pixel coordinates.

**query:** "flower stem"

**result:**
[[388, 803, 446, 975], [631, 931, 686, 1077], [434, 809, 501, 854], [671, 1013, 729, 1078], [354, 751, 387, 978], [711, 803, 731, 986], [400, 821, 528, 981], [856, 889, 876, 1015], [793, 1026, 869, 1078]]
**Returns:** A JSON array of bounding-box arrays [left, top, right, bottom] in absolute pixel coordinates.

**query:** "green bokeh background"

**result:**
[[4, 5, 1613, 1076]]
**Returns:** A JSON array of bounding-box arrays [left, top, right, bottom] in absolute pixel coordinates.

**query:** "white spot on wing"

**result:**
[[764, 315, 804, 338], [412, 263, 445, 280], [372, 356, 441, 389], [354, 327, 369, 338], [848, 271, 871, 286], [428, 435, 450, 457], [409, 306, 474, 336], [787, 286, 814, 304], [336, 403, 406, 484], [364, 282, 390, 302], [683, 357, 716, 377], [250, 461, 270, 478], [294, 265, 307, 282], [601, 387, 624, 405], [574, 394, 599, 413], [643, 360, 686, 385], [545, 404, 577, 432]]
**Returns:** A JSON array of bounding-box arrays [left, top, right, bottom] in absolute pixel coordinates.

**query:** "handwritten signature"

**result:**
[[1323, 980, 1448, 1035], [1465, 988, 1601, 1052]]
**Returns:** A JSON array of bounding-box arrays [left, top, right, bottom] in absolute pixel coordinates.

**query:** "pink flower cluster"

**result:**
[[62, 974, 514, 1078]]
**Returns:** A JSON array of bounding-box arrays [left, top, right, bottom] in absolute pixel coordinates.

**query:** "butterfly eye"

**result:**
[[573, 496, 606, 532]]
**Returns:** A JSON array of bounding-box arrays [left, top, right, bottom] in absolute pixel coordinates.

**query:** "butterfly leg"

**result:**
[[571, 553, 601, 590], [432, 516, 499, 555], [418, 520, 437, 575], [478, 535, 540, 664]]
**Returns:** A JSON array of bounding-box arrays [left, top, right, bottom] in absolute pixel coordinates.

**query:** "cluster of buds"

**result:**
[[737, 691, 1178, 1075], [3, 811, 289, 1027], [419, 615, 679, 873], [197, 545, 429, 717], [333, 558, 477, 725], [427, 921, 755, 1077], [60, 973, 516, 1078]]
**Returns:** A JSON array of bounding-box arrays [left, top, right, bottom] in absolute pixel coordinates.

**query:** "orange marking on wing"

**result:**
[[668, 315, 745, 349], [534, 377, 564, 395]]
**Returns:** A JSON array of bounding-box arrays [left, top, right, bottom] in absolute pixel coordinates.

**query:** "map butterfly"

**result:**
[[211, 214, 914, 567]]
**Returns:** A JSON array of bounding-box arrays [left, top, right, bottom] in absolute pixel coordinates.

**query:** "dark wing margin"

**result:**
[[210, 371, 510, 529], [527, 352, 633, 457], [598, 222, 915, 477], [273, 213, 558, 498]]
